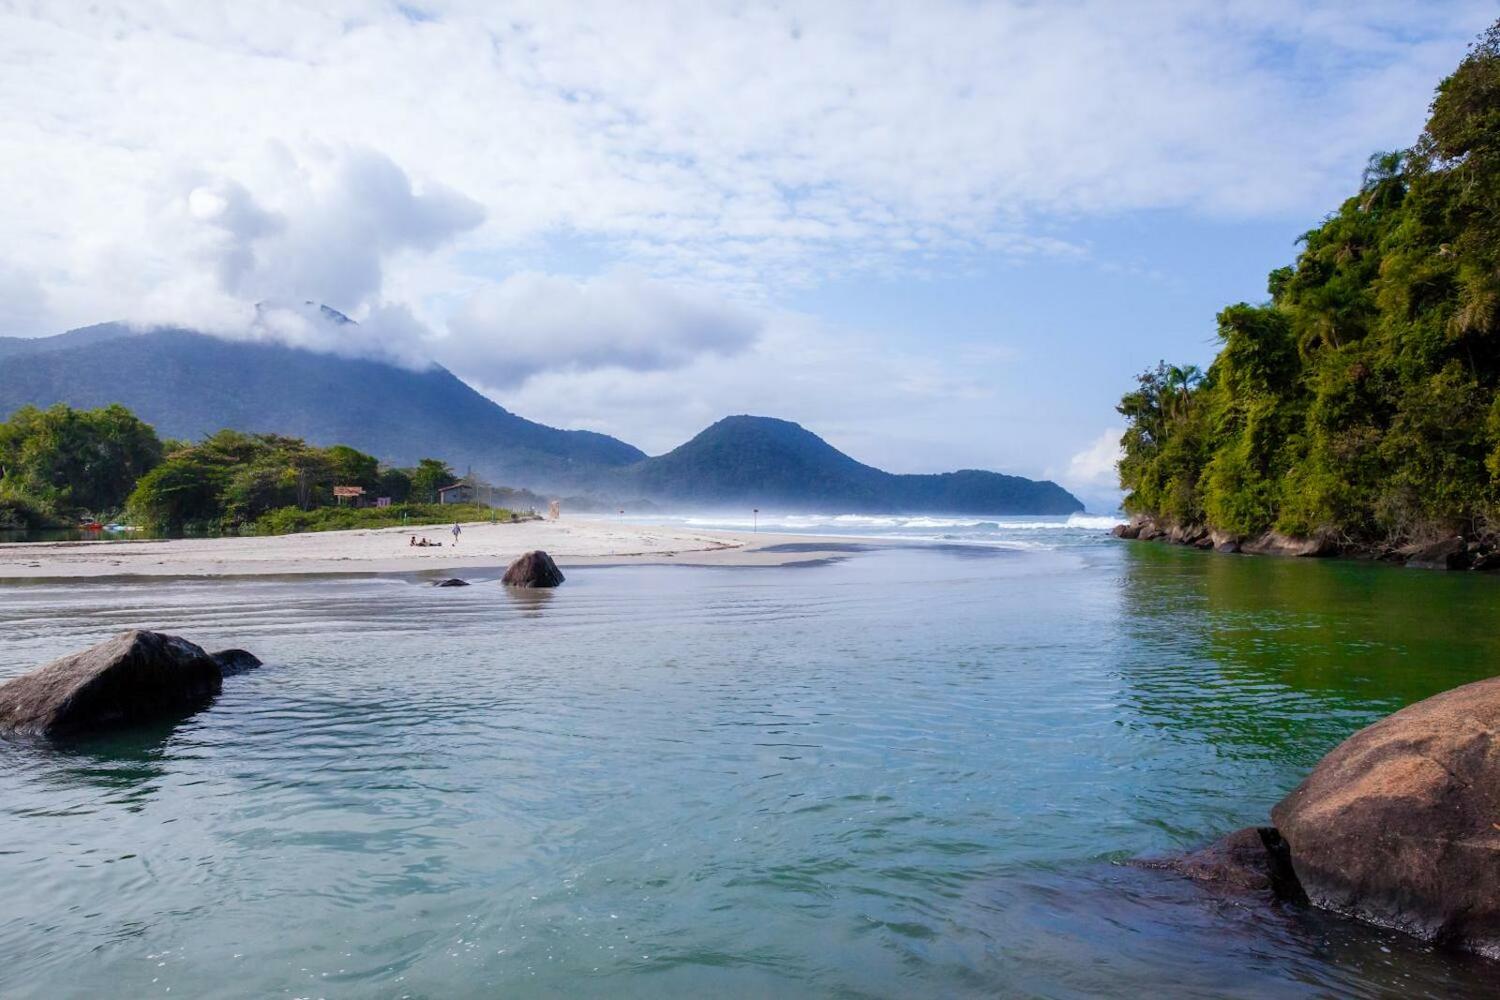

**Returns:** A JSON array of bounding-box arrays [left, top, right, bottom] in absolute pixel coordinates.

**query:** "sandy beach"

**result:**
[[0, 517, 854, 579]]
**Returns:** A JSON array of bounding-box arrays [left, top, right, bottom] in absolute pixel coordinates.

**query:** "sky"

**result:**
[[0, 1, 1494, 510]]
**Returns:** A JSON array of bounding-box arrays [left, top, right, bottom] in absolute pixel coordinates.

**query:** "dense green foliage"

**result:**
[[249, 502, 506, 535], [126, 429, 461, 532], [0, 403, 163, 527], [409, 458, 456, 504], [1119, 23, 1500, 544]]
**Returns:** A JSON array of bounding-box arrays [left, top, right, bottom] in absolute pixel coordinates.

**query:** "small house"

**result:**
[[438, 483, 475, 505]]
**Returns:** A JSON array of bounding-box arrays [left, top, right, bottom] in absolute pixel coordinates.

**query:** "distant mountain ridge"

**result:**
[[610, 415, 1082, 514], [0, 323, 1082, 514]]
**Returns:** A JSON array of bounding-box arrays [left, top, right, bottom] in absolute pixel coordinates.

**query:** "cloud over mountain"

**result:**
[[442, 271, 761, 386]]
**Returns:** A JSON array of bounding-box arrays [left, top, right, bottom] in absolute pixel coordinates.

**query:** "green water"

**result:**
[[1, 540, 1498, 997]]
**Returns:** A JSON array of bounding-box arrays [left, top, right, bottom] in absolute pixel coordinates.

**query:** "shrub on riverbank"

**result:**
[[1119, 22, 1500, 546], [250, 503, 508, 535], [0, 486, 66, 530]]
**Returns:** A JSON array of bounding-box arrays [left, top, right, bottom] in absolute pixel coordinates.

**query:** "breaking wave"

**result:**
[[668, 510, 1125, 550]]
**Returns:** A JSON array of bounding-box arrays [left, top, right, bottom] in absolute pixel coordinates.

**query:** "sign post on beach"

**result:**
[[753, 508, 759, 533]]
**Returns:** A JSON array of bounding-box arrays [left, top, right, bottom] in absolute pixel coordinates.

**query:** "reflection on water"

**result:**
[[1, 544, 1498, 997]]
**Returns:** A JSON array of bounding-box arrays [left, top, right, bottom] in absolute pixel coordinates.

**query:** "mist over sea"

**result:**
[[3, 524, 1498, 997]]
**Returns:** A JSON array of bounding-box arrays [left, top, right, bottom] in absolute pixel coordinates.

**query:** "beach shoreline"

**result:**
[[0, 517, 858, 580]]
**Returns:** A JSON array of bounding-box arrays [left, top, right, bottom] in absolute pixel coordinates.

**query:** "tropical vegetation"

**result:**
[[1119, 22, 1500, 546], [0, 401, 497, 534]]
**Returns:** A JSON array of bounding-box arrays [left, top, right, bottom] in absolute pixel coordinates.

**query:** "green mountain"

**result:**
[[612, 415, 1082, 514], [1118, 22, 1500, 545], [0, 325, 1082, 514], [0, 324, 645, 487]]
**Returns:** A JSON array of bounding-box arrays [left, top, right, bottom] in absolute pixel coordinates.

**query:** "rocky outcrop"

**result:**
[[432, 578, 470, 588], [1269, 675, 1500, 956], [0, 630, 247, 738], [502, 550, 565, 588], [1240, 530, 1339, 558], [1113, 514, 1500, 569], [1145, 675, 1500, 958], [1209, 530, 1241, 554]]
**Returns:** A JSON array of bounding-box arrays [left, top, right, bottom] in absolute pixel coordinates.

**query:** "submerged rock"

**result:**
[[1472, 550, 1500, 572], [0, 630, 225, 738], [212, 648, 262, 676], [1136, 826, 1305, 901], [502, 550, 565, 588], [432, 578, 470, 588], [1270, 675, 1500, 956], [1401, 535, 1471, 570]]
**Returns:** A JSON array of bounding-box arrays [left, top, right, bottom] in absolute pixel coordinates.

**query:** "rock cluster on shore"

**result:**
[[1112, 515, 1500, 570], [0, 630, 260, 738], [1141, 675, 1500, 958]]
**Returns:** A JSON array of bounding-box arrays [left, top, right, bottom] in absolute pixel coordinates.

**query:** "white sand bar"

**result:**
[[0, 518, 855, 579]]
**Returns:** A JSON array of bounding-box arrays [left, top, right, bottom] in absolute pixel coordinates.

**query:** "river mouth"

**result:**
[[2, 544, 1497, 997]]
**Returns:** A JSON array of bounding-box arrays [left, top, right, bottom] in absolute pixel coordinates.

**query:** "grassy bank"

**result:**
[[250, 503, 515, 535]]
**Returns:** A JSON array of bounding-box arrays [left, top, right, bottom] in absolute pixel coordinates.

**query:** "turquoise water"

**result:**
[[3, 533, 1500, 997]]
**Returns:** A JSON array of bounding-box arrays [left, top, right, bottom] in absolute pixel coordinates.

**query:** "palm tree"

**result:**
[[1359, 150, 1407, 213], [1162, 364, 1204, 423]]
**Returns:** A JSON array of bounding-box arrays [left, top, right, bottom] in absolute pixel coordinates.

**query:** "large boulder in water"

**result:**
[[502, 550, 565, 588], [1270, 675, 1500, 956], [0, 630, 238, 738]]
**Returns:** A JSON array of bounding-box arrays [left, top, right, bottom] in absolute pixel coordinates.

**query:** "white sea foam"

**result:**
[[668, 510, 1124, 550], [1064, 513, 1126, 531]]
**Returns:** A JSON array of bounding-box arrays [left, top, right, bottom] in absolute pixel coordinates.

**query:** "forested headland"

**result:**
[[1119, 22, 1500, 551], [0, 402, 500, 534]]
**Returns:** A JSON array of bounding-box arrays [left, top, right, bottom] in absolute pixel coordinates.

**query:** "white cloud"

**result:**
[[0, 262, 50, 337], [441, 271, 760, 385], [0, 0, 1488, 335], [492, 310, 1014, 465], [244, 300, 437, 370], [0, 1, 1490, 482], [1058, 428, 1125, 511]]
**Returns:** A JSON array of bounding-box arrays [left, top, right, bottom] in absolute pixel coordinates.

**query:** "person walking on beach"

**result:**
[[451, 522, 461, 545]]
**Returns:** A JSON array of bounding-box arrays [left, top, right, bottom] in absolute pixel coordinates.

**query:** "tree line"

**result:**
[[1119, 21, 1500, 545], [0, 402, 464, 532]]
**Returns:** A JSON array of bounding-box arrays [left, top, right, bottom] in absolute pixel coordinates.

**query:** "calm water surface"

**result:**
[[3, 534, 1500, 997]]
